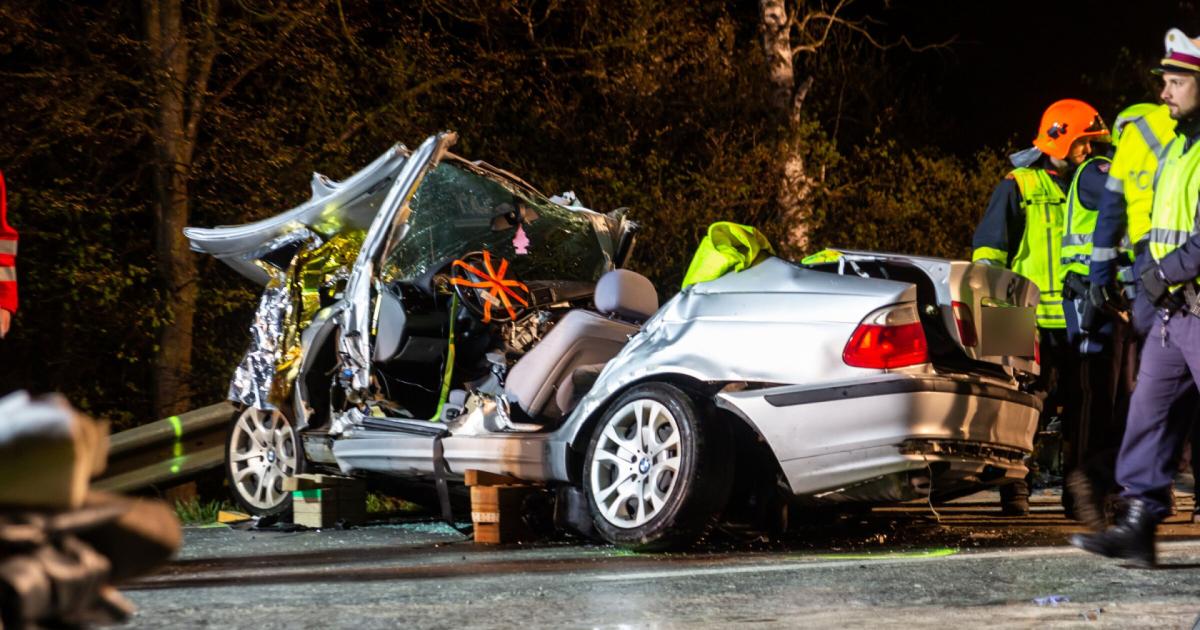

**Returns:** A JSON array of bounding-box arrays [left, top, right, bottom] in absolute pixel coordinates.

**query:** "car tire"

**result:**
[[225, 406, 304, 518], [582, 382, 733, 549]]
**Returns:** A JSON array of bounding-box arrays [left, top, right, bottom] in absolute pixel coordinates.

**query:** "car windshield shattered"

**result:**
[[383, 158, 614, 285]]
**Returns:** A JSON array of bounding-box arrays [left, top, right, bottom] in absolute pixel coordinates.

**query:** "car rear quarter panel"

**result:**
[[713, 375, 1039, 494], [555, 258, 916, 460]]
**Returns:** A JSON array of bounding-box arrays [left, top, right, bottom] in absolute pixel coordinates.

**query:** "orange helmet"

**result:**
[[1032, 99, 1109, 160]]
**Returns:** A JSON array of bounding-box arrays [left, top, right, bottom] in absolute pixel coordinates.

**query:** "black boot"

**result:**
[[999, 480, 1030, 516], [1069, 498, 1158, 568], [1065, 470, 1105, 531]]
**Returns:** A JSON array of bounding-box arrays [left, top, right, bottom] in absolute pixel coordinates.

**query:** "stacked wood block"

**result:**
[[283, 474, 366, 529], [466, 469, 544, 544]]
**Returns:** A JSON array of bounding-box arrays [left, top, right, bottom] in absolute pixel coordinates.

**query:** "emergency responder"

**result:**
[[1067, 103, 1191, 528], [0, 170, 16, 339], [1071, 28, 1200, 567], [1057, 112, 1123, 523], [972, 99, 1111, 515]]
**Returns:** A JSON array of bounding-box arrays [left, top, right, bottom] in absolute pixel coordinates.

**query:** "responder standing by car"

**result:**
[[0, 170, 16, 340], [1057, 112, 1123, 522], [1071, 28, 1200, 567], [972, 99, 1111, 515], [1068, 103, 1187, 527]]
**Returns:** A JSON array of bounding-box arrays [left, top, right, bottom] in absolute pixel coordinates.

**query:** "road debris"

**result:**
[[217, 510, 252, 524]]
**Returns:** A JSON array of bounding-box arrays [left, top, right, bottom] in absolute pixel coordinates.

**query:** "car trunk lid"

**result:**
[[804, 250, 1038, 377]]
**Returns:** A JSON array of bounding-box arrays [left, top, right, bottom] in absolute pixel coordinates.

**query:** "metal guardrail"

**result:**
[[93, 402, 234, 493]]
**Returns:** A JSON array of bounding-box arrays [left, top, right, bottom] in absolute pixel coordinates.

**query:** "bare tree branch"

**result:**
[[183, 0, 218, 165], [205, 2, 327, 114], [335, 0, 367, 56], [791, 0, 955, 58], [790, 75, 814, 127], [329, 70, 465, 148]]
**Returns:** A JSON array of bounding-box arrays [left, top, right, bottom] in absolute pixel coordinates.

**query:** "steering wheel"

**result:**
[[449, 250, 530, 323]]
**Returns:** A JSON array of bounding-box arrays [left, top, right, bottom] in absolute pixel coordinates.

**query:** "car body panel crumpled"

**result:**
[[184, 145, 412, 285], [555, 257, 918, 453]]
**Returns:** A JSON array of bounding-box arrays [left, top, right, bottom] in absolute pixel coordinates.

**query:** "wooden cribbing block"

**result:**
[[464, 469, 524, 487], [465, 469, 544, 544], [285, 474, 366, 529], [282, 473, 362, 491]]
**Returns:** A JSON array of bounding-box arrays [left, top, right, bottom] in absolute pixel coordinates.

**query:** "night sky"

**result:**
[[870, 0, 1196, 154]]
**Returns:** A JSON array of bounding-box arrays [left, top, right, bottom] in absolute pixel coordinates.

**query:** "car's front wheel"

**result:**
[[582, 383, 732, 549], [225, 407, 303, 517]]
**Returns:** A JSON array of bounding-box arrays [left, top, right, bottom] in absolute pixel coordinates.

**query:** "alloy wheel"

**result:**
[[588, 398, 682, 528], [228, 407, 299, 511]]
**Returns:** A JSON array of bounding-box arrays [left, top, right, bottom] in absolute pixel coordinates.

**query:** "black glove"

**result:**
[[1140, 263, 1171, 307], [1081, 282, 1129, 333]]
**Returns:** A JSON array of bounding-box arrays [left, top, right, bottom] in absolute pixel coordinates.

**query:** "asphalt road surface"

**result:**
[[122, 490, 1200, 629]]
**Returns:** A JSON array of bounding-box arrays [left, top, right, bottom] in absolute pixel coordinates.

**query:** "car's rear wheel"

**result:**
[[225, 407, 303, 517], [583, 383, 732, 549]]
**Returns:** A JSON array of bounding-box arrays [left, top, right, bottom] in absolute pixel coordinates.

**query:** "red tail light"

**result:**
[[951, 300, 978, 348], [843, 303, 929, 369], [1034, 336, 1041, 365]]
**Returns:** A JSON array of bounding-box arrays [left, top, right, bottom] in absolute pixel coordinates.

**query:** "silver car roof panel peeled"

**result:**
[[184, 144, 412, 284]]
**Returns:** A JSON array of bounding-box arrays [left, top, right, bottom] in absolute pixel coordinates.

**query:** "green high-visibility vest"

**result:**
[[1148, 136, 1200, 290], [993, 168, 1067, 328], [1092, 105, 1175, 267], [1059, 156, 1112, 279], [1122, 106, 1177, 245]]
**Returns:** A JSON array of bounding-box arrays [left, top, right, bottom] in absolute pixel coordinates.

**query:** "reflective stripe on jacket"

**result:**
[[0, 171, 16, 314], [1149, 134, 1200, 291], [1109, 106, 1176, 246], [1060, 156, 1112, 279], [1090, 106, 1177, 287]]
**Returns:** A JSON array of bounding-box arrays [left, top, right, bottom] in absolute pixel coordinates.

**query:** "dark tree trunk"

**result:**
[[760, 0, 816, 252], [144, 0, 209, 416]]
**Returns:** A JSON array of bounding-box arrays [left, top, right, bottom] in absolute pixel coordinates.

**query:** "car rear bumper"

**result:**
[[714, 374, 1041, 498]]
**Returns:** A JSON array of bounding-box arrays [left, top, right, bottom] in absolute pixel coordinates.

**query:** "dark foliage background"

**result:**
[[0, 0, 1181, 425]]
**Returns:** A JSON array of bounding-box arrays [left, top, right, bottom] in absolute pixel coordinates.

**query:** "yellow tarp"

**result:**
[[681, 222, 775, 288], [799, 248, 844, 265]]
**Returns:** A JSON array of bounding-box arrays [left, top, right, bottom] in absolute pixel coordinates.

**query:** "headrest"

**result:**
[[595, 269, 658, 323]]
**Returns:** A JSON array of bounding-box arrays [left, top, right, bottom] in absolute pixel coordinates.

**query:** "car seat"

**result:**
[[504, 269, 658, 422]]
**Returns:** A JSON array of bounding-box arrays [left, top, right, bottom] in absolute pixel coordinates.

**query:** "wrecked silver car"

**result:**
[[187, 132, 1043, 548]]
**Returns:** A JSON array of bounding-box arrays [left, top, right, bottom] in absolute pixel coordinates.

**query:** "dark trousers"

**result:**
[[1042, 327, 1081, 464], [1116, 310, 1200, 520], [1061, 297, 1135, 494]]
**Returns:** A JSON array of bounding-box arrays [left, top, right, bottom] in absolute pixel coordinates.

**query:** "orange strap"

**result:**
[[450, 251, 529, 322]]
